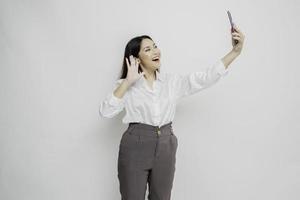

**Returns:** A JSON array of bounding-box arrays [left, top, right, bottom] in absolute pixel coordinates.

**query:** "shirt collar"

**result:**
[[138, 70, 165, 83]]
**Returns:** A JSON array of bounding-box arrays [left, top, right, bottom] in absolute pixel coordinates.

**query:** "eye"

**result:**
[[145, 49, 150, 52]]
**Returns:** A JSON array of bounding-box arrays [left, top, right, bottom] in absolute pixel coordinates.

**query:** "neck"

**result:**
[[142, 67, 156, 81]]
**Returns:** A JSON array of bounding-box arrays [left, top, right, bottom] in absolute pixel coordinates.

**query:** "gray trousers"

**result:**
[[117, 121, 178, 200]]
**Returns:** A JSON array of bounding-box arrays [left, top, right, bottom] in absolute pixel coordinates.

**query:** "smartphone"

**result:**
[[227, 10, 239, 44]]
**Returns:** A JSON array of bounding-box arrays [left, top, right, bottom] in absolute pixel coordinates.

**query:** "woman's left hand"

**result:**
[[231, 25, 245, 54]]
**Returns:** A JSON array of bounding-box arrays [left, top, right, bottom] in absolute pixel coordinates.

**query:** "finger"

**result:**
[[133, 57, 137, 66], [232, 34, 241, 38], [132, 61, 138, 71], [232, 36, 241, 41], [233, 34, 242, 39], [129, 55, 134, 65], [130, 56, 136, 66], [126, 58, 131, 68], [135, 57, 139, 64], [133, 58, 139, 69], [234, 26, 241, 33], [130, 55, 136, 64], [135, 58, 140, 66], [132, 57, 138, 68]]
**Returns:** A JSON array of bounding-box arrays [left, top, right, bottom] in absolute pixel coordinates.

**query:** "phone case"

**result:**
[[227, 10, 239, 44]]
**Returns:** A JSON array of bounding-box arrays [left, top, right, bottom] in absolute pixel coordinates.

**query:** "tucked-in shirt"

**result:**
[[99, 59, 229, 127]]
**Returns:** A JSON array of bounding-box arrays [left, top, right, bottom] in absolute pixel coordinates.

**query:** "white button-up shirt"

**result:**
[[99, 59, 229, 127]]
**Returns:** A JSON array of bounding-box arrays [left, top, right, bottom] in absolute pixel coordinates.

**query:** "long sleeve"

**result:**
[[99, 79, 126, 118], [174, 59, 229, 100]]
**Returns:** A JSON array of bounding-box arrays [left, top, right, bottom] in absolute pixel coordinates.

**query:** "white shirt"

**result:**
[[99, 59, 229, 127]]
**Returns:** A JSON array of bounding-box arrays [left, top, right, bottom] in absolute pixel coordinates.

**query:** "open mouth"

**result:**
[[152, 58, 160, 62]]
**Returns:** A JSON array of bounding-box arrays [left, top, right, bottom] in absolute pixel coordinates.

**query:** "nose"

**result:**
[[153, 49, 160, 56]]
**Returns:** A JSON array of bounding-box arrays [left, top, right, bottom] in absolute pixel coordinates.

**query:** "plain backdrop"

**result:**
[[1, 0, 299, 200]]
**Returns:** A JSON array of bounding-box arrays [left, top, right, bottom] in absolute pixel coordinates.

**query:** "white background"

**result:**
[[1, 0, 299, 200]]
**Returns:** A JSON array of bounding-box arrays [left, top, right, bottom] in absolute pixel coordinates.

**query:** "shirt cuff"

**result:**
[[108, 92, 124, 106], [216, 59, 229, 76]]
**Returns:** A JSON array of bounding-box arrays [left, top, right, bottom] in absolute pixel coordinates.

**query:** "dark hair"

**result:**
[[119, 35, 159, 79]]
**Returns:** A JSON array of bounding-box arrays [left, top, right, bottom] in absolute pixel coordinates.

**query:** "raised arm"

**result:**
[[174, 59, 230, 101], [99, 55, 145, 118], [174, 24, 245, 101]]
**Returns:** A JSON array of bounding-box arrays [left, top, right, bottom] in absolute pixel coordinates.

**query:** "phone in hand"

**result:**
[[227, 10, 239, 44]]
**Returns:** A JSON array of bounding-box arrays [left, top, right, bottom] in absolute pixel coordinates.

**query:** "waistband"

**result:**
[[127, 121, 173, 136], [128, 121, 172, 130]]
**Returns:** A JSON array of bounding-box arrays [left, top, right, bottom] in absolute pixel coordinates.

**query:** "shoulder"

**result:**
[[163, 72, 182, 82], [159, 71, 176, 80], [159, 72, 183, 89]]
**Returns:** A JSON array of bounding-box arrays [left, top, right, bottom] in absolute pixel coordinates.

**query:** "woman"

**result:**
[[99, 25, 245, 200]]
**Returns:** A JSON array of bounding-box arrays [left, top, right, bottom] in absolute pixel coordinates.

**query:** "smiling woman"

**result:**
[[99, 29, 244, 199], [119, 35, 162, 83]]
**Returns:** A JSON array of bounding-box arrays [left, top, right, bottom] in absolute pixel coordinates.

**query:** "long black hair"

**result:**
[[119, 35, 159, 79]]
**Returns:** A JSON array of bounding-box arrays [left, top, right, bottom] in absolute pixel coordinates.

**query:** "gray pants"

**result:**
[[117, 121, 178, 200]]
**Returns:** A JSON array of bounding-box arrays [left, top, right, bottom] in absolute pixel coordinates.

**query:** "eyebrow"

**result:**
[[143, 43, 156, 50]]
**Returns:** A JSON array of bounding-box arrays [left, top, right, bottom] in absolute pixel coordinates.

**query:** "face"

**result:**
[[137, 38, 161, 71]]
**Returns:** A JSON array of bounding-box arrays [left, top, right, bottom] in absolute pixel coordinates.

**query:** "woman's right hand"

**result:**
[[125, 55, 145, 86]]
